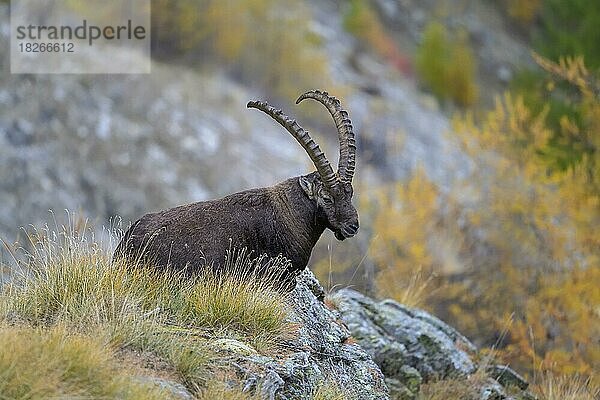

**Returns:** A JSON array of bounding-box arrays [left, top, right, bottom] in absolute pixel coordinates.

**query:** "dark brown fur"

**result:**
[[115, 173, 333, 283]]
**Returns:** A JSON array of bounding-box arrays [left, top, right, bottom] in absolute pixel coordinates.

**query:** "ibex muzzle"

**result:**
[[114, 90, 358, 289]]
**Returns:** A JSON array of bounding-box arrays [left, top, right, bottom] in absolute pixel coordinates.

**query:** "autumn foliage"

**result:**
[[360, 55, 599, 383]]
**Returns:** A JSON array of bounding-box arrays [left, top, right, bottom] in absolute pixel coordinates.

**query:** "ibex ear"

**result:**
[[299, 176, 316, 200]]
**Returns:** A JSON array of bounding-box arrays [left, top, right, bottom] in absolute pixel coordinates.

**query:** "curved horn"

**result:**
[[296, 90, 356, 183], [247, 100, 338, 190]]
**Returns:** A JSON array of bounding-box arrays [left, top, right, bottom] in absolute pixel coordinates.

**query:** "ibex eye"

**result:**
[[323, 196, 334, 204]]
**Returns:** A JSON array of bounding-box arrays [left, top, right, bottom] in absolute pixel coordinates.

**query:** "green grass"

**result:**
[[0, 224, 293, 396]]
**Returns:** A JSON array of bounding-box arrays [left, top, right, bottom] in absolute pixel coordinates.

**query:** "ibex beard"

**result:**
[[114, 90, 358, 291]]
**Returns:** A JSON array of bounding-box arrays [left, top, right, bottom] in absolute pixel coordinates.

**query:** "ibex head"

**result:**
[[248, 90, 359, 241]]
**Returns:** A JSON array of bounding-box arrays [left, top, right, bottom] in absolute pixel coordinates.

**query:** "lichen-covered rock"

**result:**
[[329, 289, 535, 400], [212, 338, 259, 356], [331, 288, 476, 382], [384, 365, 423, 399], [384, 377, 415, 400], [223, 271, 389, 400], [479, 377, 509, 400], [487, 365, 529, 391], [397, 365, 422, 394]]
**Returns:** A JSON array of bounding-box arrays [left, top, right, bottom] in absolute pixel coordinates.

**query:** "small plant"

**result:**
[[343, 0, 409, 73], [417, 377, 479, 400], [416, 355, 503, 400]]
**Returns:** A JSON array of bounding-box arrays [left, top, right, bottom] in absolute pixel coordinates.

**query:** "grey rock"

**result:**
[[137, 377, 194, 400], [383, 365, 422, 399], [479, 378, 507, 400], [328, 289, 536, 400], [487, 365, 529, 390], [385, 377, 415, 400], [497, 65, 513, 84], [222, 270, 390, 400], [398, 365, 422, 394], [331, 288, 476, 382]]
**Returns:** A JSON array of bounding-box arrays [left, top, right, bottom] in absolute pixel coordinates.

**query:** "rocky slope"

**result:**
[[0, 0, 476, 243], [150, 270, 533, 400]]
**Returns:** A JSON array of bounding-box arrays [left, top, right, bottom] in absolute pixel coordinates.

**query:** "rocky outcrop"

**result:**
[[185, 271, 534, 400], [330, 288, 534, 400], [128, 270, 389, 400], [214, 271, 390, 400], [330, 289, 476, 383]]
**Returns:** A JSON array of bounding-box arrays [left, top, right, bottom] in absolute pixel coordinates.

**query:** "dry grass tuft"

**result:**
[[534, 372, 599, 400], [417, 378, 479, 400], [312, 379, 348, 400], [0, 325, 171, 399], [396, 266, 437, 308], [197, 381, 263, 399], [0, 222, 293, 394]]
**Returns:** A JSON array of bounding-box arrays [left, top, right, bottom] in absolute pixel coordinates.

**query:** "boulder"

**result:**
[[220, 271, 390, 400], [331, 289, 476, 380], [330, 288, 535, 400]]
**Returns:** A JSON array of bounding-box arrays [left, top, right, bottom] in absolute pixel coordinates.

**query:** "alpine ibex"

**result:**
[[114, 90, 358, 288]]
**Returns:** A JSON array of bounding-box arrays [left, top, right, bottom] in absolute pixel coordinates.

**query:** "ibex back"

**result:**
[[114, 90, 359, 289]]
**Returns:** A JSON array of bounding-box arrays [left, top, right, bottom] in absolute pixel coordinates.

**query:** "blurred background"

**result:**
[[0, 0, 598, 385]]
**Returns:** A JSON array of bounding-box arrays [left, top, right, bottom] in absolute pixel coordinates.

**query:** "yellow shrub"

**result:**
[[361, 167, 463, 308], [358, 56, 600, 383], [447, 57, 599, 380], [502, 267, 600, 378]]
